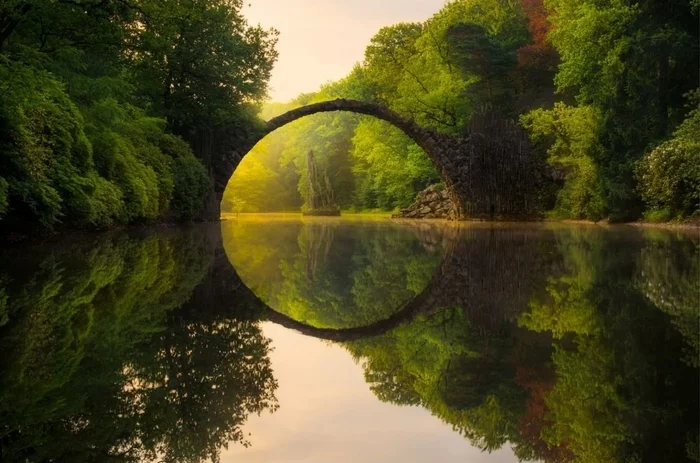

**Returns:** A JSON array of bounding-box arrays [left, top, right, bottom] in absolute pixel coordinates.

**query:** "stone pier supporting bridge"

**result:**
[[211, 99, 540, 220]]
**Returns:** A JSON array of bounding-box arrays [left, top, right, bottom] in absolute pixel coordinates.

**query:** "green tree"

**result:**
[[223, 141, 292, 213], [528, 0, 699, 220], [128, 0, 278, 131], [447, 22, 518, 115], [351, 119, 438, 210], [522, 103, 606, 219], [0, 0, 277, 230], [637, 93, 700, 220]]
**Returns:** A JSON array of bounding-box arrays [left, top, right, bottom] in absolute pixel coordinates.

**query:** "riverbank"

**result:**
[[555, 218, 700, 232], [4, 212, 696, 246], [222, 211, 699, 230]]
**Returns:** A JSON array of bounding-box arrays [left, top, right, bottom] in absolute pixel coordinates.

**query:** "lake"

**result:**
[[0, 216, 698, 462]]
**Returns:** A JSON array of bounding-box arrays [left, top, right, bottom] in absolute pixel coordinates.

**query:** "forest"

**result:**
[[0, 0, 277, 230], [0, 0, 698, 231], [225, 0, 700, 222]]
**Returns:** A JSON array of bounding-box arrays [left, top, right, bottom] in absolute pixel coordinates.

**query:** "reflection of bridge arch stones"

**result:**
[[211, 99, 540, 220], [197, 225, 555, 342]]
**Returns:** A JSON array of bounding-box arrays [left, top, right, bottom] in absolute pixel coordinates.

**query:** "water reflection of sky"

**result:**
[[223, 322, 520, 462]]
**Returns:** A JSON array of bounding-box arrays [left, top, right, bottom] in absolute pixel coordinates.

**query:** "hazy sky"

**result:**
[[242, 0, 448, 102]]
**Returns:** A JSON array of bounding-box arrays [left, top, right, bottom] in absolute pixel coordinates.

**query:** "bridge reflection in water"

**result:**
[[220, 217, 699, 463], [221, 218, 557, 342], [0, 220, 697, 462]]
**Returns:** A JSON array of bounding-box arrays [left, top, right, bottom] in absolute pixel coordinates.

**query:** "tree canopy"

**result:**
[[0, 0, 277, 230], [2, 0, 698, 226]]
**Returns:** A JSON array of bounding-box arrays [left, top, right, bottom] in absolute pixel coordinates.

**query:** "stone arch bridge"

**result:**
[[208, 99, 541, 220]]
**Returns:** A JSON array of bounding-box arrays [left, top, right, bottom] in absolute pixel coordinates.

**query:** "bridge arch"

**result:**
[[262, 99, 445, 156], [213, 98, 540, 221], [214, 99, 463, 218], [226, 225, 549, 341], [221, 235, 456, 343], [204, 223, 541, 342]]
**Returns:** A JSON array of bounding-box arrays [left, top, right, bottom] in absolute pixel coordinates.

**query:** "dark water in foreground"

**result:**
[[0, 217, 698, 462]]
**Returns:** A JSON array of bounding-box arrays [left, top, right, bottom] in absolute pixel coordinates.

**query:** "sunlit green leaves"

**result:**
[[522, 103, 606, 219], [637, 93, 700, 219]]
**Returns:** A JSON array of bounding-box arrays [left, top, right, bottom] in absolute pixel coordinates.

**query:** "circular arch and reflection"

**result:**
[[221, 217, 454, 341]]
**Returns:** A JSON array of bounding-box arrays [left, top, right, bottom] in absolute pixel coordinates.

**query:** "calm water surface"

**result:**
[[0, 217, 698, 462]]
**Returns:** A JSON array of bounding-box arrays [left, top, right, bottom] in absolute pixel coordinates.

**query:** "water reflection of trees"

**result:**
[[11, 221, 695, 463], [0, 228, 277, 462], [635, 229, 700, 368], [223, 219, 445, 329], [341, 225, 700, 463], [224, 220, 699, 462]]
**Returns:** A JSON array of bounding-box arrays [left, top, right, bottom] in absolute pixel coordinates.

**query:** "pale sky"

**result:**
[[242, 0, 448, 102], [222, 322, 520, 462]]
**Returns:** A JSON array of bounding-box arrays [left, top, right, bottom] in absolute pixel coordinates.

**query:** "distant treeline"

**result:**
[[225, 0, 699, 222], [0, 0, 277, 230]]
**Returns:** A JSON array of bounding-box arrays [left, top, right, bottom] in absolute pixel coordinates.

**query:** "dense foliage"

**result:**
[[0, 0, 277, 230], [2, 0, 697, 225], [637, 93, 700, 221], [521, 0, 698, 220], [225, 0, 698, 221]]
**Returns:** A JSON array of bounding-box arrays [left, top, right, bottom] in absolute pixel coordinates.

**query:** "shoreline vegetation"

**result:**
[[0, 0, 278, 232], [1, 0, 698, 237], [220, 212, 700, 232]]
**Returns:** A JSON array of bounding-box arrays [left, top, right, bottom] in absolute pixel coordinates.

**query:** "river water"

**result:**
[[0, 216, 698, 462]]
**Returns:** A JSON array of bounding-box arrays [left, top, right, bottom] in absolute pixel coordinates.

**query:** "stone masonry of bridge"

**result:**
[[209, 99, 543, 221]]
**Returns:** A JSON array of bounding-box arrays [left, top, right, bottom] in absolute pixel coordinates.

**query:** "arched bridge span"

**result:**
[[264, 99, 446, 154], [212, 99, 540, 221]]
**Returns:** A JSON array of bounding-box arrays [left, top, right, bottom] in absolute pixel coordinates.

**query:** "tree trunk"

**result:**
[[657, 49, 669, 138]]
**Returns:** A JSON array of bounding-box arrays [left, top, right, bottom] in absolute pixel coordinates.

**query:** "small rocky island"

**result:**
[[303, 150, 341, 216]]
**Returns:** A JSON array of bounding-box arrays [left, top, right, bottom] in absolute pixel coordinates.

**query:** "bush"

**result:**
[[171, 156, 210, 220], [637, 138, 700, 219], [637, 98, 700, 220], [0, 60, 95, 227], [0, 58, 210, 230], [85, 99, 209, 223]]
